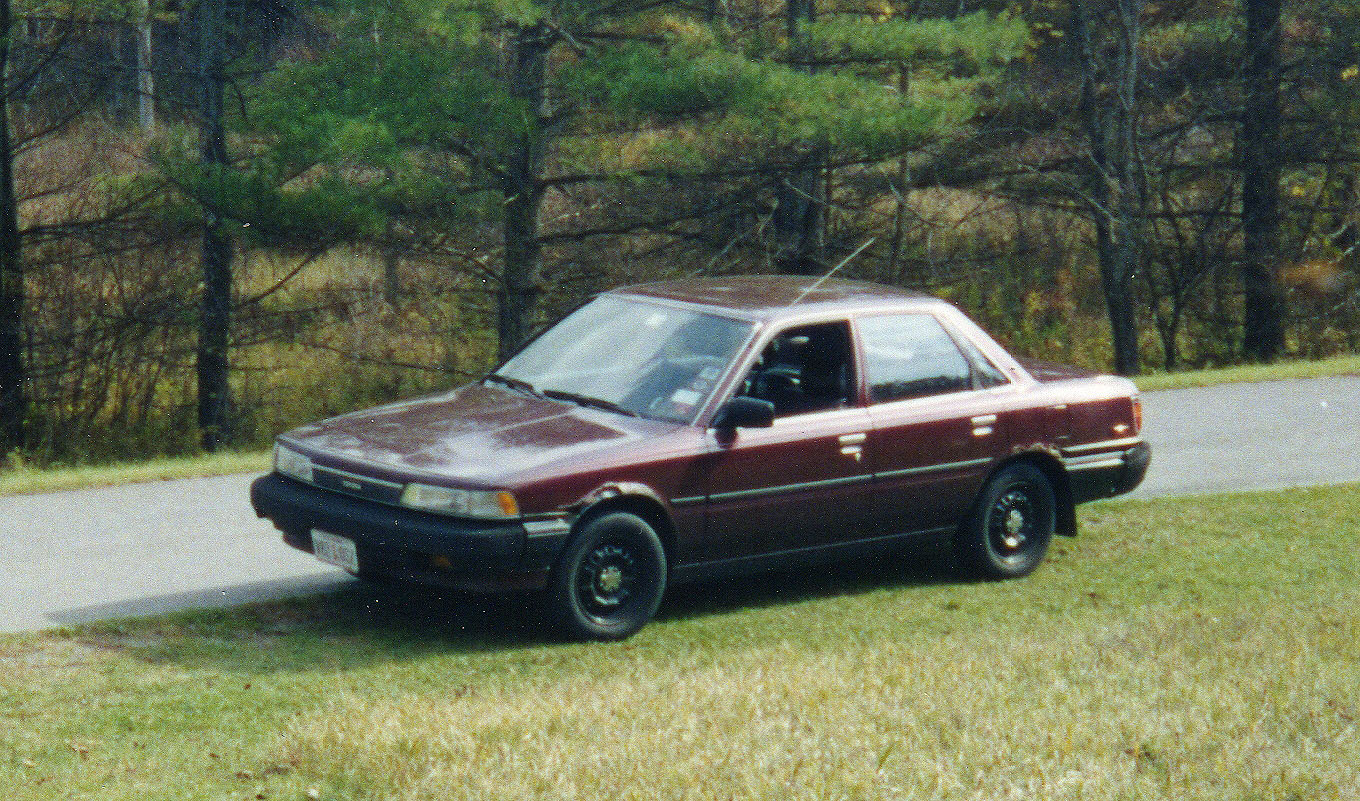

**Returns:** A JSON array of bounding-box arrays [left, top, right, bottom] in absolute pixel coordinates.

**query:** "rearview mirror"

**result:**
[[711, 396, 775, 430]]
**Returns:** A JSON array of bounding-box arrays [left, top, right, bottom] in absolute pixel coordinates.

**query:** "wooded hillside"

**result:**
[[1, 0, 1356, 462]]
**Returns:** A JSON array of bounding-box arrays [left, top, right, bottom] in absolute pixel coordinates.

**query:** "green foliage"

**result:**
[[243, 7, 531, 244], [566, 41, 937, 166], [808, 9, 1032, 67], [249, 0, 1031, 206], [14, 0, 152, 20], [257, 34, 519, 158], [565, 41, 762, 118], [1140, 17, 1240, 58], [148, 147, 383, 251]]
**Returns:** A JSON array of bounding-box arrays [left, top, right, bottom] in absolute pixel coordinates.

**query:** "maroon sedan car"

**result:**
[[252, 277, 1149, 638]]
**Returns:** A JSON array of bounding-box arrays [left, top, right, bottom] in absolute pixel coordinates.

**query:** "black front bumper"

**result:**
[[250, 474, 569, 592]]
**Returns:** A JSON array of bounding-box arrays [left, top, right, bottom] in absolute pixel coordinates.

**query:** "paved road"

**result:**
[[1131, 376, 1360, 497], [1, 474, 353, 633], [3, 377, 1358, 633]]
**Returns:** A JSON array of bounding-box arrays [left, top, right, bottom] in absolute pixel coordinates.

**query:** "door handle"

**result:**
[[971, 414, 996, 437], [838, 433, 866, 462], [840, 445, 863, 462]]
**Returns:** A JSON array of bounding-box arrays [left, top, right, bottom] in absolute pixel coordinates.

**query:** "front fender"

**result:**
[[566, 482, 681, 564], [570, 481, 674, 517]]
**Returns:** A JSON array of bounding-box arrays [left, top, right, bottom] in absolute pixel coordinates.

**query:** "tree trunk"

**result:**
[[382, 242, 402, 306], [887, 67, 910, 284], [498, 24, 549, 362], [137, 0, 154, 131], [197, 0, 232, 451], [705, 0, 725, 25], [1076, 1, 1142, 376], [1240, 0, 1285, 361], [0, 0, 25, 453], [774, 0, 824, 276], [1109, 0, 1144, 376]]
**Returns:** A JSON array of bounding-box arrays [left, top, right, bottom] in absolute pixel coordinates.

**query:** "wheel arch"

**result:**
[[569, 488, 678, 566], [988, 451, 1076, 536]]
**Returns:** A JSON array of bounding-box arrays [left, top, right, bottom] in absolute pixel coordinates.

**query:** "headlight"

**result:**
[[274, 443, 313, 483], [400, 483, 520, 519]]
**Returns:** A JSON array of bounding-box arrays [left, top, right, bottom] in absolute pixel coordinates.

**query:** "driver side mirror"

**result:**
[[711, 396, 775, 430]]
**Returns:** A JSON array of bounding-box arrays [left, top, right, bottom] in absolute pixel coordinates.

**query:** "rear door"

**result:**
[[857, 313, 1014, 535]]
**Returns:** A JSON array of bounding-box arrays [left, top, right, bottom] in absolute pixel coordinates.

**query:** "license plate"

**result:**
[[311, 530, 359, 573]]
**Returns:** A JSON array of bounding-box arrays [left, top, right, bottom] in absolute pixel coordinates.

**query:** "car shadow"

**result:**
[[44, 572, 356, 629], [54, 576, 553, 658], [295, 534, 969, 641], [657, 532, 965, 623], [62, 534, 974, 670]]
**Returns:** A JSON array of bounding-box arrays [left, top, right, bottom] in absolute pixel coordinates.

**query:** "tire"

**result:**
[[956, 463, 1056, 579], [548, 512, 667, 640]]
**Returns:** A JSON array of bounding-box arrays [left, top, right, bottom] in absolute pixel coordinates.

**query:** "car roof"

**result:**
[[609, 276, 942, 322]]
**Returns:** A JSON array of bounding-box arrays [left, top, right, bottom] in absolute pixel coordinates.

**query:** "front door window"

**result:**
[[739, 322, 856, 416]]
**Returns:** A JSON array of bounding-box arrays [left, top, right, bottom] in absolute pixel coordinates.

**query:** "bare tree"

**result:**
[[497, 23, 551, 362], [137, 0, 154, 131], [1075, 0, 1144, 375], [773, 0, 825, 276]]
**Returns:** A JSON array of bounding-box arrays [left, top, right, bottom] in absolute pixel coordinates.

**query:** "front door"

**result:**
[[691, 321, 876, 564]]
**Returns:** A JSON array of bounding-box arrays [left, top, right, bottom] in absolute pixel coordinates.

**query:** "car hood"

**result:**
[[280, 383, 666, 485]]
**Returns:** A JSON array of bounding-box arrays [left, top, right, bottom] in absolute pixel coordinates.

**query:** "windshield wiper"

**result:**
[[484, 374, 540, 396], [541, 389, 637, 417]]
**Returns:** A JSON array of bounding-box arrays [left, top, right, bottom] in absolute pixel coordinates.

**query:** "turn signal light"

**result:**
[[495, 491, 520, 517]]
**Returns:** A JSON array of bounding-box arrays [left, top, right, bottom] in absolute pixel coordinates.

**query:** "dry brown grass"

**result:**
[[3, 487, 1358, 800], [282, 604, 1359, 800], [272, 487, 1360, 801]]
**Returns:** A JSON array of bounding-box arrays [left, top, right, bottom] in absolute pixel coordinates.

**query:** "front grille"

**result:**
[[311, 464, 405, 505]]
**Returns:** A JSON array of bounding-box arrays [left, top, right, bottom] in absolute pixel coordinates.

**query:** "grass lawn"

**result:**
[[1132, 354, 1360, 391], [0, 451, 272, 497], [2, 485, 1358, 800]]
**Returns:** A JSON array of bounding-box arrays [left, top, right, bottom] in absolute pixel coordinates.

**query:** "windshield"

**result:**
[[494, 296, 755, 423]]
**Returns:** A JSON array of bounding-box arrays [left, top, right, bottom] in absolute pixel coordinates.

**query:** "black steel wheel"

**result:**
[[548, 512, 666, 640], [956, 463, 1056, 579]]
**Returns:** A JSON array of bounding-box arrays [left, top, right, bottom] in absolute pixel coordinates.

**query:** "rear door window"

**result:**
[[858, 314, 974, 403]]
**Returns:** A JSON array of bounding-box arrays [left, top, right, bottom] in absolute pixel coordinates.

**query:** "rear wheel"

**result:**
[[956, 463, 1056, 579], [548, 512, 666, 640]]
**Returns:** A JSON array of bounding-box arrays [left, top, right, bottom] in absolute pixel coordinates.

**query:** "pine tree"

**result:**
[[0, 0, 22, 454], [1240, 0, 1285, 361], [251, 0, 1029, 359]]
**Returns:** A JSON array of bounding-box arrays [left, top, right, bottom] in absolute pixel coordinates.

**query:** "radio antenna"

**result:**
[[788, 237, 876, 307]]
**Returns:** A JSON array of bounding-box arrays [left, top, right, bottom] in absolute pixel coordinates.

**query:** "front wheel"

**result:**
[[956, 463, 1056, 579], [548, 512, 667, 640]]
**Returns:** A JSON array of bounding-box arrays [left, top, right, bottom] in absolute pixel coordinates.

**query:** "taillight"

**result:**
[[1131, 396, 1143, 435]]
